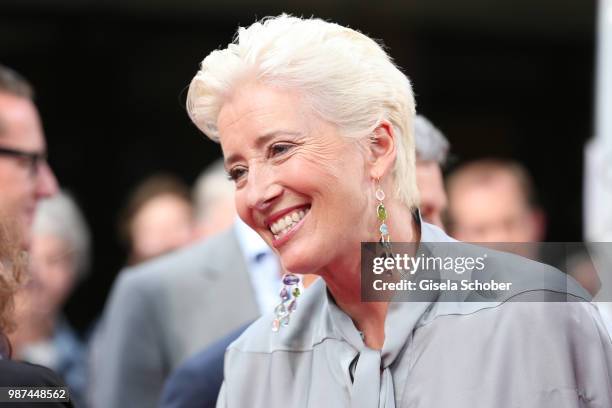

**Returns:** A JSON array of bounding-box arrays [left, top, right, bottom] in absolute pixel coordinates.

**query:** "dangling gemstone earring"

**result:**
[[272, 273, 301, 332], [376, 182, 391, 246], [376, 180, 393, 271]]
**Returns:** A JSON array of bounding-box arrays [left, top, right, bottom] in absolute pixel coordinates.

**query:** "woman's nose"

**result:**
[[245, 167, 283, 212]]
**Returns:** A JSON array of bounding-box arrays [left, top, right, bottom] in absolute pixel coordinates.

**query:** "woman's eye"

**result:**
[[270, 143, 294, 157], [227, 167, 247, 182]]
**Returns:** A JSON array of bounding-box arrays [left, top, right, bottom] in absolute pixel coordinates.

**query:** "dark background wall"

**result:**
[[0, 0, 596, 333]]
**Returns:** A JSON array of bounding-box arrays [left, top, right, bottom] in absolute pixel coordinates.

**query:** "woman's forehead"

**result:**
[[218, 84, 306, 130], [218, 86, 310, 147]]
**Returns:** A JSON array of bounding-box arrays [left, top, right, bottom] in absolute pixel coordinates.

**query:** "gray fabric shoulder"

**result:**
[[468, 244, 590, 301], [417, 239, 591, 321], [410, 298, 612, 406], [228, 279, 331, 354], [425, 296, 608, 345]]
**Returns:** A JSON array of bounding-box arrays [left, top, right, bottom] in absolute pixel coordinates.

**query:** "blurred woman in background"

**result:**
[[118, 173, 194, 265]]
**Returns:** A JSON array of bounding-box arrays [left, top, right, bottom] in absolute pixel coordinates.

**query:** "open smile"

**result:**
[[266, 205, 311, 246]]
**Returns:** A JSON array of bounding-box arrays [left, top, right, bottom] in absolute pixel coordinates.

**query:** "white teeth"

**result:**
[[269, 208, 309, 239]]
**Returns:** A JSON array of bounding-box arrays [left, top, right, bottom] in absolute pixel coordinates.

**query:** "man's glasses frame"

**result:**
[[0, 146, 48, 177]]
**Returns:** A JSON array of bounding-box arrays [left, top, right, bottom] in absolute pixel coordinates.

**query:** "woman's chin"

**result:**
[[280, 252, 319, 276]]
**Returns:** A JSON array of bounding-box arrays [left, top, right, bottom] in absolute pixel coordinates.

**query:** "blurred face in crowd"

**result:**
[[415, 159, 447, 229], [193, 197, 236, 240], [0, 93, 58, 248], [219, 83, 375, 275], [16, 233, 77, 319], [448, 170, 543, 242], [129, 193, 194, 262]]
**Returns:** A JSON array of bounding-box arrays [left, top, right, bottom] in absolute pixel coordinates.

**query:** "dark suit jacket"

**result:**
[[160, 323, 250, 408], [0, 359, 74, 407]]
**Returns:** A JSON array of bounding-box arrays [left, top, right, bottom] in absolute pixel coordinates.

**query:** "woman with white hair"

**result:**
[[187, 15, 612, 407], [9, 191, 89, 406]]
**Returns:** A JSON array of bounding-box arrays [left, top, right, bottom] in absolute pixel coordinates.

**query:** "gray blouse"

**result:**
[[217, 223, 612, 407]]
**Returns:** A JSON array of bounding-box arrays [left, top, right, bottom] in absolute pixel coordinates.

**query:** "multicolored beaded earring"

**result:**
[[376, 182, 391, 244], [272, 273, 301, 332], [376, 180, 393, 268]]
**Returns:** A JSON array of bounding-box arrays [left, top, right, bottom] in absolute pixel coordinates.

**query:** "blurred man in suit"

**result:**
[[446, 158, 545, 242], [0, 64, 58, 249], [89, 160, 281, 408]]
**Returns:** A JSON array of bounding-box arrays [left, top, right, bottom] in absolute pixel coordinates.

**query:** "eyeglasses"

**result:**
[[0, 146, 48, 177]]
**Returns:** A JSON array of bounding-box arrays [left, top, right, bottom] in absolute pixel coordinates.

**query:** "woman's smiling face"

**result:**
[[218, 82, 374, 275]]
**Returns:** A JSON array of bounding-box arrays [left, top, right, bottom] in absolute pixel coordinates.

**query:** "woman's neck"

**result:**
[[322, 203, 419, 349]]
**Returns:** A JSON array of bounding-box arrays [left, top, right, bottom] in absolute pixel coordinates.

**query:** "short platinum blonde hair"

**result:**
[[32, 191, 91, 282], [187, 14, 419, 209]]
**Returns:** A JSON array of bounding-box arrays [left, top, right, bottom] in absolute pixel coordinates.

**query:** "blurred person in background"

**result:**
[[89, 160, 274, 408], [0, 64, 70, 406], [9, 191, 90, 407], [446, 159, 605, 301], [192, 159, 237, 240], [118, 173, 194, 265], [0, 64, 58, 249], [446, 158, 545, 242], [0, 223, 74, 407], [414, 115, 449, 229]]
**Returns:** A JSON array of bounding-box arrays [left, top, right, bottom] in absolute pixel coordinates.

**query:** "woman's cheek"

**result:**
[[234, 191, 251, 224]]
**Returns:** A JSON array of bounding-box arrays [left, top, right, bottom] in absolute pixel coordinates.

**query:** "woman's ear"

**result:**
[[367, 120, 397, 180]]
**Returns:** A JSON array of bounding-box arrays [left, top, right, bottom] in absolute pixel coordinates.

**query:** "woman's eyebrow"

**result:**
[[254, 130, 302, 149], [224, 130, 303, 168]]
